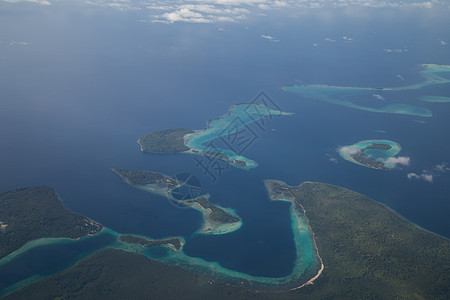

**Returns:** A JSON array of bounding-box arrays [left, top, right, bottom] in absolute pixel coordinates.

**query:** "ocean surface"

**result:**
[[1, 2, 449, 294]]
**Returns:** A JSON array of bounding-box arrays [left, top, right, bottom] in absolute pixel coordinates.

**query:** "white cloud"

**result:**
[[434, 162, 450, 173], [313, 43, 319, 47], [407, 162, 450, 183], [338, 146, 359, 156], [407, 172, 433, 183], [384, 48, 408, 53], [162, 8, 211, 23], [73, 0, 450, 23], [385, 156, 410, 167], [440, 40, 447, 46], [5, 0, 445, 13], [396, 74, 405, 81], [150, 1, 255, 23], [309, 2, 322, 8], [261, 34, 280, 42], [85, 0, 141, 11], [324, 38, 336, 42], [326, 154, 338, 164], [342, 36, 352, 41], [3, 0, 50, 4], [372, 94, 384, 101], [9, 41, 29, 46]]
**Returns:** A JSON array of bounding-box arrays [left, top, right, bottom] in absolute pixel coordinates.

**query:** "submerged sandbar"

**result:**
[[282, 64, 450, 117]]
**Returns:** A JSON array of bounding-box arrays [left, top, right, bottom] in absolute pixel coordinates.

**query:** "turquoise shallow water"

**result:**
[[184, 104, 292, 169], [1, 4, 450, 297], [338, 140, 401, 169], [282, 64, 450, 117], [419, 96, 450, 103], [0, 185, 321, 293]]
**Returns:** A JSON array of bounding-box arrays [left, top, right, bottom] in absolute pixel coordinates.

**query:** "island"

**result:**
[[0, 186, 102, 260], [138, 128, 194, 154], [119, 235, 185, 252], [137, 104, 292, 170], [338, 139, 402, 170], [113, 168, 242, 235], [8, 182, 449, 299]]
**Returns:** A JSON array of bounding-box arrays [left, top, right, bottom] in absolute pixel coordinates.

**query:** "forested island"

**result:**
[[113, 168, 242, 235], [0, 186, 102, 259], [185, 196, 241, 224], [138, 128, 194, 154], [350, 151, 388, 170], [349, 143, 393, 170], [113, 168, 179, 194], [119, 235, 184, 251], [363, 142, 392, 151], [339, 140, 401, 170], [7, 182, 449, 299]]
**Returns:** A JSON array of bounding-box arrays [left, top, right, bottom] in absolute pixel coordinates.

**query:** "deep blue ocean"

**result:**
[[1, 2, 449, 294]]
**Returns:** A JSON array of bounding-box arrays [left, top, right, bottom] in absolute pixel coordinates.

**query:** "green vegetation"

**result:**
[[113, 168, 178, 188], [289, 182, 450, 299], [3, 249, 261, 300], [364, 142, 392, 151], [0, 186, 102, 259], [138, 128, 193, 154], [119, 235, 184, 251], [5, 183, 449, 299], [350, 151, 388, 170], [113, 168, 242, 234], [350, 142, 394, 170], [264, 179, 295, 201], [185, 197, 240, 224]]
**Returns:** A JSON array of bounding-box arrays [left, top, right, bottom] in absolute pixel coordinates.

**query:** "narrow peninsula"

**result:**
[[113, 168, 242, 235], [119, 235, 185, 252]]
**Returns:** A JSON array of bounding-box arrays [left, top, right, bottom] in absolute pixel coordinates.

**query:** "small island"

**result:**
[[119, 235, 185, 252], [113, 168, 179, 197], [0, 186, 102, 259], [113, 168, 242, 235], [138, 128, 194, 154], [137, 104, 292, 170], [338, 139, 402, 170], [350, 149, 388, 170]]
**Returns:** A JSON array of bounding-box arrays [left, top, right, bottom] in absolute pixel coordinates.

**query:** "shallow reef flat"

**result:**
[[282, 64, 450, 117]]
